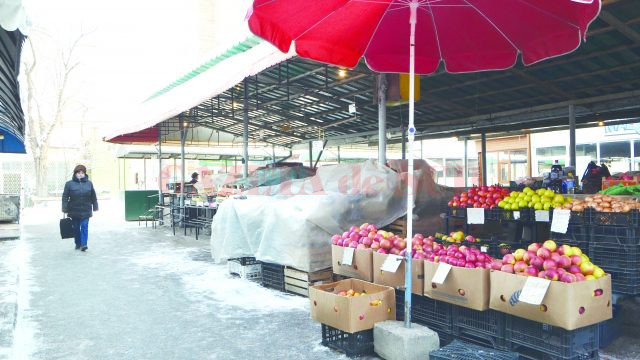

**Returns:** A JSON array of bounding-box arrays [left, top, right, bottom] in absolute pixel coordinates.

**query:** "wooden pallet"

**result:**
[[284, 267, 333, 297]]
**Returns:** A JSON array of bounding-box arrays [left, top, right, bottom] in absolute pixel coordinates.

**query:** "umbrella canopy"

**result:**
[[247, 0, 601, 74], [247, 0, 602, 327]]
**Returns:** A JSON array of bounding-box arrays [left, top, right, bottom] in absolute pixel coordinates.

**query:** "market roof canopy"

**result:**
[[108, 0, 640, 148], [0, 26, 26, 153]]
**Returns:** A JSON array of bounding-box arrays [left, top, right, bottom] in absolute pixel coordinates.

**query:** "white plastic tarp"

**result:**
[[211, 160, 413, 272]]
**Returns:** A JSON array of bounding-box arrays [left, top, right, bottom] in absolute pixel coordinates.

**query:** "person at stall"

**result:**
[[62, 165, 99, 252], [189, 171, 209, 195]]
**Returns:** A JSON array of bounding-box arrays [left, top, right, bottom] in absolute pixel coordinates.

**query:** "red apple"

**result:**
[[544, 269, 559, 281], [574, 273, 586, 282], [501, 264, 515, 273], [558, 255, 571, 269], [530, 256, 544, 270], [560, 273, 576, 283], [550, 252, 561, 263], [514, 261, 527, 273], [543, 259, 557, 270], [528, 243, 542, 252], [502, 254, 516, 265], [525, 266, 539, 277], [571, 255, 583, 266], [537, 247, 551, 259], [380, 239, 393, 250], [371, 241, 380, 251], [569, 265, 581, 274]]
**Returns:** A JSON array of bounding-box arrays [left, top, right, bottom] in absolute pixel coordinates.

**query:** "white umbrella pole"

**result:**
[[404, 1, 418, 329]]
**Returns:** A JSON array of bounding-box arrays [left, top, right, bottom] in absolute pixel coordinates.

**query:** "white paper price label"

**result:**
[[341, 247, 355, 266], [196, 201, 204, 207], [381, 254, 403, 273], [431, 263, 453, 285], [551, 209, 571, 234], [184, 200, 191, 206], [535, 210, 550, 222], [481, 246, 488, 253], [467, 208, 485, 224], [513, 211, 520, 220], [518, 277, 551, 305]]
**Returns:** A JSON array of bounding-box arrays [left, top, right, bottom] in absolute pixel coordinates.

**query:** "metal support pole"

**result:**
[[378, 74, 387, 166], [401, 120, 406, 160], [569, 105, 576, 168], [243, 78, 249, 181], [481, 132, 487, 186], [404, 2, 419, 328], [308, 141, 313, 168], [180, 115, 186, 207], [158, 127, 162, 205], [272, 144, 276, 164], [337, 146, 341, 164], [464, 138, 469, 188]]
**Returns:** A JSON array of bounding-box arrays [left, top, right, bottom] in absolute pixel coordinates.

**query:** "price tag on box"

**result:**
[[535, 210, 550, 222], [551, 209, 571, 234], [381, 254, 403, 273], [431, 263, 453, 285], [467, 208, 485, 224], [518, 276, 551, 305], [513, 211, 520, 220], [341, 247, 355, 266]]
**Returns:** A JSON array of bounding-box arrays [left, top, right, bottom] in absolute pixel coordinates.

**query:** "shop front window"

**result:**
[[445, 159, 463, 187], [485, 152, 498, 186], [634, 140, 640, 171], [536, 146, 566, 175], [600, 141, 631, 174], [510, 150, 528, 181]]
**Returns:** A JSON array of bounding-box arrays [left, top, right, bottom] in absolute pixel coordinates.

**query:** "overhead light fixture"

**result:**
[[337, 68, 347, 79], [183, 121, 189, 127], [597, 120, 605, 127], [0, 133, 4, 140]]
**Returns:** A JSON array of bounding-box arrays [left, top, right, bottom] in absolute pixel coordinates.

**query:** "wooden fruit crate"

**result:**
[[382, 216, 407, 237], [284, 267, 333, 297]]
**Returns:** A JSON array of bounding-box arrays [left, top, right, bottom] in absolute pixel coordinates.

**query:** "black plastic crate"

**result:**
[[599, 267, 640, 295], [320, 324, 374, 358], [590, 225, 638, 246], [599, 304, 623, 348], [588, 243, 638, 271], [506, 315, 599, 360], [396, 290, 453, 335], [446, 207, 467, 219], [588, 210, 639, 228], [260, 262, 285, 292], [550, 223, 590, 250], [430, 340, 519, 360], [452, 306, 507, 350], [228, 257, 258, 266]]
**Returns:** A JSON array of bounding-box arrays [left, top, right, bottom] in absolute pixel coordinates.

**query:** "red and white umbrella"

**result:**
[[247, 0, 601, 324]]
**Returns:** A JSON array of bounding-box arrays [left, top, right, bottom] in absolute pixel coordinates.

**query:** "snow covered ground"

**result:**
[[0, 201, 355, 360]]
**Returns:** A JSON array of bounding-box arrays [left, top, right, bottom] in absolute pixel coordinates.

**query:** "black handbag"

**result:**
[[60, 216, 75, 239]]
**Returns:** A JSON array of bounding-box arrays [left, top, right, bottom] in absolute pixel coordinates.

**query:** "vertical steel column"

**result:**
[[243, 78, 249, 180], [143, 158, 147, 190], [180, 115, 186, 207], [569, 105, 576, 168], [338, 146, 341, 164], [158, 126, 162, 204], [481, 132, 487, 186], [464, 138, 469, 188], [378, 74, 387, 166], [401, 120, 406, 160], [308, 142, 313, 168], [272, 144, 276, 164]]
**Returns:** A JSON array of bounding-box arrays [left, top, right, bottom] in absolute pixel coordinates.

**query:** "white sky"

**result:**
[[24, 0, 248, 135]]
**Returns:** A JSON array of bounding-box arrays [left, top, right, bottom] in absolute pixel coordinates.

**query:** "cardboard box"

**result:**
[[309, 278, 396, 333], [372, 252, 424, 295], [423, 261, 490, 311], [489, 270, 612, 330], [332, 245, 373, 282]]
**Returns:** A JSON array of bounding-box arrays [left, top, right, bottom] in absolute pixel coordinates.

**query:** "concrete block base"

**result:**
[[374, 320, 440, 360]]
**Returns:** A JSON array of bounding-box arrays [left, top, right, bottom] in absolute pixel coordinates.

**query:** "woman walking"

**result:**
[[62, 165, 99, 251]]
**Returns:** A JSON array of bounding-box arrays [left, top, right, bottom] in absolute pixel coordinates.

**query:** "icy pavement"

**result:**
[[1, 202, 359, 360]]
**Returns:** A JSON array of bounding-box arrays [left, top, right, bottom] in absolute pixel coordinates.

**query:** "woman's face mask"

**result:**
[[76, 171, 85, 179]]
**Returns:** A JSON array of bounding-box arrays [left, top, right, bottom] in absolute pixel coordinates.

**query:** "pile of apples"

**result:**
[[331, 223, 407, 255], [435, 231, 479, 243], [498, 187, 572, 211], [335, 289, 366, 297], [448, 185, 510, 209], [413, 240, 496, 269], [499, 240, 606, 282]]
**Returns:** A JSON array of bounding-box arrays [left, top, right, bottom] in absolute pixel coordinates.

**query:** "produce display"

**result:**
[[447, 185, 510, 209], [434, 231, 479, 243], [335, 288, 367, 297], [498, 187, 572, 211], [331, 223, 407, 255], [498, 240, 606, 282], [599, 184, 640, 196], [416, 242, 496, 269], [567, 194, 639, 212]]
